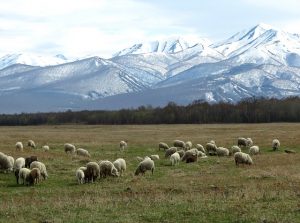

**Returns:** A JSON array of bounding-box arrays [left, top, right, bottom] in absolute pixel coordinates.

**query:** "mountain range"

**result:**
[[0, 23, 300, 113]]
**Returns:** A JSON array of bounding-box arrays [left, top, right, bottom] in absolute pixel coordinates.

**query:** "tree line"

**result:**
[[0, 97, 300, 125]]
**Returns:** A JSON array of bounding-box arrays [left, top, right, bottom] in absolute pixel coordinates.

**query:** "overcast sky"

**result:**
[[0, 0, 299, 58]]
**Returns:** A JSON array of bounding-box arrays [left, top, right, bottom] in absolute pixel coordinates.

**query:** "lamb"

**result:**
[[158, 142, 169, 151], [206, 142, 217, 156], [64, 143, 76, 154], [150, 155, 160, 160], [99, 160, 119, 178], [27, 140, 36, 149], [165, 147, 177, 158], [76, 148, 91, 157], [135, 157, 155, 176], [18, 168, 31, 185], [173, 140, 186, 149], [85, 162, 100, 183], [30, 161, 48, 180], [15, 142, 23, 152], [76, 168, 85, 184], [25, 156, 38, 168], [272, 139, 280, 151], [231, 145, 241, 155], [14, 157, 25, 184], [119, 140, 127, 151], [0, 152, 14, 172], [185, 141, 192, 150], [234, 152, 253, 166], [26, 168, 41, 185], [216, 147, 230, 156], [170, 152, 180, 166], [249, 145, 260, 155], [113, 158, 126, 176], [238, 137, 253, 147], [196, 144, 206, 154], [42, 145, 50, 152]]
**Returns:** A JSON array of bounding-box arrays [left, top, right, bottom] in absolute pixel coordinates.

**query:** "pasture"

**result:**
[[0, 123, 299, 223]]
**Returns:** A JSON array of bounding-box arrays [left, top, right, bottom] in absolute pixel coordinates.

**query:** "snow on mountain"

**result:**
[[0, 53, 69, 70]]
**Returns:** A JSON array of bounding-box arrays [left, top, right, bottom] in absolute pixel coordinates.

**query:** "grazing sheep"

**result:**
[[42, 145, 50, 152], [272, 139, 280, 151], [135, 157, 155, 176], [185, 141, 193, 150], [26, 168, 41, 185], [119, 140, 127, 151], [249, 145, 260, 155], [30, 161, 48, 180], [15, 142, 23, 152], [25, 156, 38, 168], [0, 152, 14, 172], [173, 140, 186, 149], [18, 168, 31, 185], [113, 158, 126, 176], [231, 145, 241, 155], [170, 152, 180, 166], [27, 140, 36, 149], [85, 162, 100, 183], [177, 150, 185, 158], [99, 160, 119, 178], [14, 157, 25, 184], [234, 152, 253, 166], [64, 143, 76, 154], [165, 147, 177, 158], [238, 137, 253, 147], [79, 166, 87, 172], [136, 156, 144, 162], [181, 149, 198, 163], [76, 168, 85, 184], [76, 148, 91, 157], [206, 142, 217, 156], [158, 142, 169, 151], [150, 155, 160, 160], [196, 144, 206, 154], [247, 138, 253, 147], [216, 147, 230, 156]]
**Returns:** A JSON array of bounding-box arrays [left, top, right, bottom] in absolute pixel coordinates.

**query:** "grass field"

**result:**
[[0, 123, 299, 223]]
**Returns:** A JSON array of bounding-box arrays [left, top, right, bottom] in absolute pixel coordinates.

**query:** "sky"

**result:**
[[0, 0, 299, 59]]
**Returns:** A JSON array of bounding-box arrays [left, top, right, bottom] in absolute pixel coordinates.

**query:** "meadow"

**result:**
[[0, 123, 299, 223]]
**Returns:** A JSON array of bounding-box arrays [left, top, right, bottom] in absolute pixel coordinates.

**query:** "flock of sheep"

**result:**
[[0, 137, 282, 186]]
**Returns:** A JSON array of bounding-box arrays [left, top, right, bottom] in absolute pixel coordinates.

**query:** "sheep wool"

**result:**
[[64, 143, 76, 154], [249, 145, 260, 155], [99, 160, 119, 178], [216, 147, 230, 156], [158, 142, 169, 151], [234, 152, 253, 166], [113, 158, 126, 176], [135, 157, 155, 176], [170, 152, 180, 166]]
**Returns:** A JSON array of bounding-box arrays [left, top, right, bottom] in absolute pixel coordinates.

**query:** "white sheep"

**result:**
[[0, 152, 14, 172], [18, 167, 31, 185], [76, 148, 91, 157], [272, 139, 280, 151], [206, 142, 217, 156], [185, 141, 193, 150], [249, 145, 260, 155], [181, 149, 199, 163], [216, 147, 230, 156], [27, 140, 36, 149], [75, 168, 85, 184], [13, 157, 25, 183], [119, 140, 127, 151], [173, 140, 186, 149], [42, 145, 50, 152], [113, 158, 126, 176], [231, 145, 241, 155], [234, 152, 253, 166], [7, 155, 14, 169], [158, 142, 169, 151], [85, 162, 100, 183], [165, 147, 177, 158], [238, 137, 253, 147], [135, 157, 155, 176], [64, 143, 76, 154], [136, 156, 144, 162], [196, 144, 206, 154], [30, 161, 48, 180], [170, 152, 180, 166], [15, 142, 23, 152], [99, 160, 119, 178], [150, 155, 160, 160]]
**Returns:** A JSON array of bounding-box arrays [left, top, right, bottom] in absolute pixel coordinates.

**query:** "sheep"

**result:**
[[26, 168, 41, 185], [85, 162, 100, 183], [216, 147, 230, 156], [173, 140, 186, 149], [135, 157, 155, 176], [25, 156, 38, 168], [136, 156, 144, 162], [76, 168, 85, 184], [206, 142, 217, 156], [113, 158, 126, 176], [30, 161, 48, 180], [158, 142, 169, 151], [64, 143, 76, 154], [76, 148, 91, 157], [0, 152, 14, 172], [42, 145, 50, 152], [119, 140, 127, 151], [165, 147, 177, 158], [272, 139, 280, 151], [177, 150, 185, 158], [196, 144, 206, 154], [14, 157, 25, 184], [238, 137, 253, 147], [234, 152, 253, 166], [79, 166, 87, 172], [15, 142, 23, 152], [99, 160, 119, 178], [249, 145, 260, 155], [18, 168, 31, 185], [27, 140, 36, 149], [150, 155, 160, 160], [170, 152, 180, 166], [231, 145, 241, 155], [185, 141, 193, 150], [181, 149, 198, 163]]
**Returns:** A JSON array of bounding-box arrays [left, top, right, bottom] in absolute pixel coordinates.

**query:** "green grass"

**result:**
[[0, 124, 299, 223]]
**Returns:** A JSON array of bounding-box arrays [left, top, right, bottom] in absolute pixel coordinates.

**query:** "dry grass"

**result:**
[[0, 123, 299, 223]]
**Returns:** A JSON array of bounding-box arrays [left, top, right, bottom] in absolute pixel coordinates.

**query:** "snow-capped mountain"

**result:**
[[0, 23, 300, 113]]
